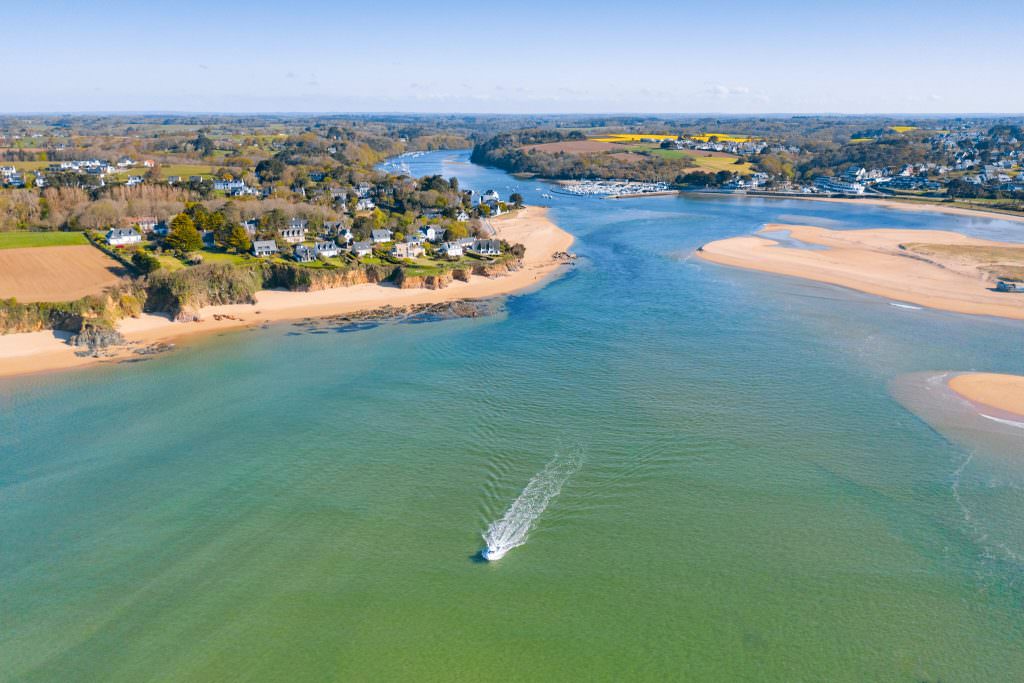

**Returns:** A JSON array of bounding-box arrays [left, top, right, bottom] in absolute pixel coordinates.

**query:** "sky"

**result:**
[[2, 0, 1022, 114]]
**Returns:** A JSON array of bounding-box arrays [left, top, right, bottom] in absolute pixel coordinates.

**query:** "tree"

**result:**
[[509, 192, 524, 207], [224, 224, 252, 253], [131, 250, 161, 274], [165, 213, 202, 252], [256, 158, 286, 182], [193, 131, 215, 157]]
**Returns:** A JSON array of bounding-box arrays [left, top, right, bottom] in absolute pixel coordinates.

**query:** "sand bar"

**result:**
[[698, 224, 1024, 320], [948, 373, 1024, 419], [0, 206, 573, 379]]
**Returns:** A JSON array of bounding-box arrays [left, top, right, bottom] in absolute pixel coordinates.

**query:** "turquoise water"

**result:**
[[3, 151, 1024, 681]]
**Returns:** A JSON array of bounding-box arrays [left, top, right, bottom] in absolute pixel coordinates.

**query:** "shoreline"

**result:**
[[947, 372, 1024, 420], [0, 206, 574, 380], [697, 224, 1024, 321], [637, 187, 1024, 224]]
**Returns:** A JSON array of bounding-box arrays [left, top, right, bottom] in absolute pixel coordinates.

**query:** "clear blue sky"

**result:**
[[3, 0, 1021, 114]]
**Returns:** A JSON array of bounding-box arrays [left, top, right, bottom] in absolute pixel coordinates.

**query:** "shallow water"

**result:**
[[3, 150, 1024, 681]]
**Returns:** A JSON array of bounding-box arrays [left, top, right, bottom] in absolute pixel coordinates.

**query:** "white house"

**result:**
[[356, 198, 376, 211], [252, 240, 279, 257], [472, 239, 501, 256], [351, 240, 374, 257], [479, 189, 501, 204], [456, 210, 470, 222], [419, 225, 445, 242], [314, 241, 341, 258], [371, 229, 393, 244], [106, 228, 142, 246], [438, 241, 463, 258]]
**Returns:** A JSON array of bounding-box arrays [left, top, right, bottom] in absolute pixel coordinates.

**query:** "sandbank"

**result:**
[[698, 224, 1024, 320], [948, 373, 1024, 419]]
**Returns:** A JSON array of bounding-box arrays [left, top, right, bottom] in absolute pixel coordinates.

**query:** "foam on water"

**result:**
[[981, 413, 1024, 430], [482, 449, 582, 560]]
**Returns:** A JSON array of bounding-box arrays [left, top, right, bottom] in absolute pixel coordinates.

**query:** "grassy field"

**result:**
[[154, 164, 220, 179], [5, 161, 52, 171], [0, 231, 88, 249], [592, 134, 677, 143], [619, 143, 754, 174], [902, 242, 1024, 282], [889, 126, 918, 133]]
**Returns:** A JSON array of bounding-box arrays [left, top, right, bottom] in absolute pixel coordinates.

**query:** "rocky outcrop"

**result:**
[[69, 323, 125, 355]]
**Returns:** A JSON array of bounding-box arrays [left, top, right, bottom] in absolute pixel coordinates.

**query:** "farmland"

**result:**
[[0, 245, 127, 302]]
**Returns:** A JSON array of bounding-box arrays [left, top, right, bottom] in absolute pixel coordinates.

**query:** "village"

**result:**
[[100, 186, 515, 272]]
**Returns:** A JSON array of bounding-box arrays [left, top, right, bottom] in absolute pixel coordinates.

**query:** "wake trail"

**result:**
[[482, 449, 583, 560]]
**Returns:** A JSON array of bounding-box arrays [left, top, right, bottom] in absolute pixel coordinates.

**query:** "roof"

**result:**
[[252, 239, 278, 250], [107, 228, 140, 238], [371, 229, 392, 240]]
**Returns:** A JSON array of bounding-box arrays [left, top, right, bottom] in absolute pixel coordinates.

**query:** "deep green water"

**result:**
[[3, 151, 1024, 681]]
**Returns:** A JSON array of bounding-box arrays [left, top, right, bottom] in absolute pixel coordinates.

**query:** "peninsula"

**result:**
[[0, 207, 573, 378]]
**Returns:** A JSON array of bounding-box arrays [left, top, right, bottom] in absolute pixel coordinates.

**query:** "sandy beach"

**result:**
[[948, 372, 1024, 419], [0, 206, 573, 379], [782, 195, 1024, 224], [698, 224, 1024, 320]]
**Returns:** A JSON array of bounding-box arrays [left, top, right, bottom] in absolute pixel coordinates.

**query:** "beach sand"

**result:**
[[948, 373, 1024, 419], [698, 224, 1024, 320], [0, 206, 573, 379], [785, 196, 1024, 224]]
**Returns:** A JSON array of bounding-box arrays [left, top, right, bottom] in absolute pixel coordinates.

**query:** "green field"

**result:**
[[621, 143, 754, 174], [0, 231, 88, 249]]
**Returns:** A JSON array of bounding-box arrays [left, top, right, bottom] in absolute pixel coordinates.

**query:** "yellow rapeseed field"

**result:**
[[689, 133, 759, 143], [593, 132, 760, 144]]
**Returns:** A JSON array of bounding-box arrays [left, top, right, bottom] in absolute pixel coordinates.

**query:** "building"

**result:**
[[456, 210, 470, 222], [472, 239, 501, 256], [293, 245, 316, 263], [214, 179, 247, 192], [356, 198, 376, 211], [314, 241, 341, 258], [279, 220, 308, 244], [252, 240, 279, 257], [241, 220, 259, 236], [391, 241, 425, 259], [419, 225, 445, 242], [438, 241, 463, 258], [371, 229, 393, 244], [813, 176, 866, 195], [404, 233, 425, 245], [351, 240, 374, 257], [106, 228, 142, 246], [124, 216, 159, 232]]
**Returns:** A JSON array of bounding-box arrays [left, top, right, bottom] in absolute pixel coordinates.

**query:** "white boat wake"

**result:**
[[889, 302, 922, 310], [482, 450, 582, 561], [981, 413, 1024, 430]]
